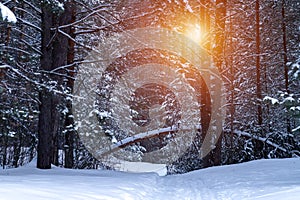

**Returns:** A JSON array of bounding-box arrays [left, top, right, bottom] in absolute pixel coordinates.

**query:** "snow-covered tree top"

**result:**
[[0, 2, 17, 23]]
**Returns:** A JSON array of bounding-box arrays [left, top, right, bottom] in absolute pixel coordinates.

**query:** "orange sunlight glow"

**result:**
[[184, 24, 203, 44]]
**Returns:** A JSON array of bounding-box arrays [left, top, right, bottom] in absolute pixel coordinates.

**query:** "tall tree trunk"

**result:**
[[37, 2, 55, 169], [64, 2, 76, 169], [255, 0, 263, 129], [281, 0, 291, 133], [37, 1, 73, 169], [225, 8, 235, 163], [202, 0, 226, 168]]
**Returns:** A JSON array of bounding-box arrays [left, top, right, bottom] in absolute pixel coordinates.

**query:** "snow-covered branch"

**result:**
[[0, 2, 17, 23], [0, 64, 9, 69], [101, 125, 201, 156], [23, 0, 41, 14], [232, 130, 288, 153], [292, 126, 300, 133], [17, 17, 42, 32], [2, 64, 75, 98], [57, 29, 101, 53]]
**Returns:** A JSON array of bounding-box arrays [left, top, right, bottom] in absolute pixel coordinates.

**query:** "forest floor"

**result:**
[[0, 158, 300, 200]]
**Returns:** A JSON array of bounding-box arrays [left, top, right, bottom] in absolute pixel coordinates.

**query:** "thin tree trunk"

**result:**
[[2, 128, 8, 169], [281, 0, 291, 133], [226, 8, 235, 163], [64, 2, 76, 169], [255, 0, 263, 128], [13, 132, 22, 168], [214, 0, 226, 68]]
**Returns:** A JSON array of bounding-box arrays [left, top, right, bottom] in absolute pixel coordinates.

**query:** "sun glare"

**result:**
[[184, 24, 202, 44]]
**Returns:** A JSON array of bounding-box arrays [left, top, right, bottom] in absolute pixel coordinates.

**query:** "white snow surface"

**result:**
[[0, 158, 300, 200], [0, 3, 17, 23]]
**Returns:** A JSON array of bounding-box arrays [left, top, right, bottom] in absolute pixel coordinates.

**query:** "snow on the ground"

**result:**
[[116, 161, 167, 176], [0, 158, 300, 200]]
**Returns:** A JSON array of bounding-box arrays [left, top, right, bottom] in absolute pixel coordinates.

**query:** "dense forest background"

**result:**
[[0, 0, 299, 174]]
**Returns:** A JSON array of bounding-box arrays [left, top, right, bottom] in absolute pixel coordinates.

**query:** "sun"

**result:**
[[184, 24, 203, 44]]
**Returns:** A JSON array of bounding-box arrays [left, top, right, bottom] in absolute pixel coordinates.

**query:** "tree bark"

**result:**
[[64, 2, 76, 169], [214, 0, 226, 68], [37, 1, 73, 169], [255, 0, 263, 128], [212, 0, 226, 166], [281, 0, 291, 133], [37, 2, 55, 169], [201, 0, 226, 168]]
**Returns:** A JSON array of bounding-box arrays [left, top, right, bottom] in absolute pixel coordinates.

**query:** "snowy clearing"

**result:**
[[0, 158, 300, 200]]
